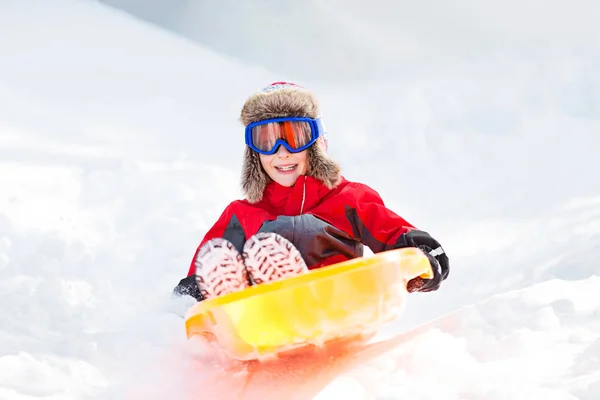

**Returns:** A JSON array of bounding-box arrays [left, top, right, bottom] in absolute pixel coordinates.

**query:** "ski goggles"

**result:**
[[245, 117, 324, 155]]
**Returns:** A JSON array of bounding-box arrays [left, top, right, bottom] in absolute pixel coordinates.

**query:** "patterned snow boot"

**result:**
[[194, 238, 251, 300], [242, 232, 309, 284]]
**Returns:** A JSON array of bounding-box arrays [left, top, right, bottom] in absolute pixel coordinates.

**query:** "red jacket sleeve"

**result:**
[[186, 204, 237, 277], [344, 182, 416, 253]]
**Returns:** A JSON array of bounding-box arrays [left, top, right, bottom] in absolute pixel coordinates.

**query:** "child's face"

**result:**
[[259, 145, 308, 187]]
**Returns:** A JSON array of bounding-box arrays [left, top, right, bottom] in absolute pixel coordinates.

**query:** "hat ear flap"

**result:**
[[241, 147, 269, 203], [307, 143, 341, 189], [317, 135, 329, 152]]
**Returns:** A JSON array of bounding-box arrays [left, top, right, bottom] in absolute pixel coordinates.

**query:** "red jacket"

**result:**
[[186, 175, 417, 277]]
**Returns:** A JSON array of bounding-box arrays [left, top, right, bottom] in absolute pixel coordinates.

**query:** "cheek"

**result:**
[[259, 154, 273, 169], [300, 152, 308, 165], [297, 152, 308, 171]]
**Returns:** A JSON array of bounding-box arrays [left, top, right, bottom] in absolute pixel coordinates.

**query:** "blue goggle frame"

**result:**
[[245, 117, 324, 155]]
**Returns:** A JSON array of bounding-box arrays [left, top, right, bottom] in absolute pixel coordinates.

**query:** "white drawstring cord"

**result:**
[[300, 178, 306, 214]]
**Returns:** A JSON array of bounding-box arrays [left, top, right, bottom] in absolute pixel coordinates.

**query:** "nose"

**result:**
[[275, 145, 290, 158]]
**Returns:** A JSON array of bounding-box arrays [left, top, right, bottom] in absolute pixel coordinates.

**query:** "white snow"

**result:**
[[1, 0, 599, 399]]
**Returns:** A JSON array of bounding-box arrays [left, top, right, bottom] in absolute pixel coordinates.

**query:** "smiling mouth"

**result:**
[[275, 164, 298, 172]]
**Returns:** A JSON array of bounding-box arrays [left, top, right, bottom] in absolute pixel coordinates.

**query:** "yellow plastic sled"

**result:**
[[184, 247, 433, 361]]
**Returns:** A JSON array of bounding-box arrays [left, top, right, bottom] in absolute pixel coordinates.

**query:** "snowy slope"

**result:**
[[316, 277, 600, 400], [99, 0, 600, 80], [1, 1, 599, 399]]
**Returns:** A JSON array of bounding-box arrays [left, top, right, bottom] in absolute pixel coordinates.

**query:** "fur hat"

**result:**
[[240, 82, 342, 203]]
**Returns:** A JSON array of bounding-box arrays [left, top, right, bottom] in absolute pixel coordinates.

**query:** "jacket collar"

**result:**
[[258, 175, 340, 215]]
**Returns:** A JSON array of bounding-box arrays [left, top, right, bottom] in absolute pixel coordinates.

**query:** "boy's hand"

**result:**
[[395, 230, 449, 292], [407, 245, 446, 292]]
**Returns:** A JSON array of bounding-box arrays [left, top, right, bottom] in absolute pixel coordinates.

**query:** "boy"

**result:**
[[174, 82, 449, 301]]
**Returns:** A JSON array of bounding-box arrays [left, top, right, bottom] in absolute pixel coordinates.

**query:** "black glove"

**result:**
[[173, 275, 204, 302], [394, 229, 449, 293]]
